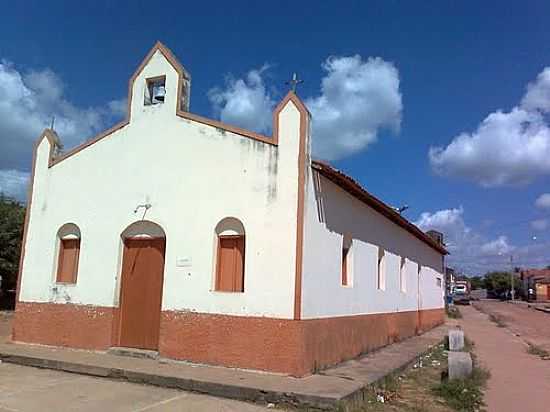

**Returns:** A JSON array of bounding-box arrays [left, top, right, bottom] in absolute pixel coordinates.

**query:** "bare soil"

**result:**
[[460, 303, 550, 412], [0, 311, 13, 343], [473, 300, 550, 351]]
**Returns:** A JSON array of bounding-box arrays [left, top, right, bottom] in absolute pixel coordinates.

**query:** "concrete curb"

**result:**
[[335, 336, 447, 410], [0, 323, 448, 410], [0, 352, 338, 409]]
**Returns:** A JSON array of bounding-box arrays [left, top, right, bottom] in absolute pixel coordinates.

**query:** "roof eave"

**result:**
[[311, 160, 449, 256]]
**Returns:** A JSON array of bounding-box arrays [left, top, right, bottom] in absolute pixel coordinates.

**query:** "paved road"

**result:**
[[0, 362, 270, 412], [459, 304, 550, 412]]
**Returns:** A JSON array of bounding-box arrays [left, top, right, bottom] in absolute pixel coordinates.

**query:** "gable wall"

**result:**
[[18, 52, 304, 319]]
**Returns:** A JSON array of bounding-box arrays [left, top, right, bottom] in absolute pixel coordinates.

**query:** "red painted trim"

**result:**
[[272, 91, 310, 320]]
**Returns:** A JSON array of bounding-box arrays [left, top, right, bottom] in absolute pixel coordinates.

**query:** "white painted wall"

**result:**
[[419, 267, 445, 310], [19, 50, 304, 319], [301, 171, 445, 319]]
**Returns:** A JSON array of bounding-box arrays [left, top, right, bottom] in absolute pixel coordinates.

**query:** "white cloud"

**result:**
[[415, 207, 516, 273], [415, 207, 470, 245], [0, 169, 30, 201], [306, 56, 402, 160], [521, 68, 550, 112], [535, 193, 550, 210], [479, 236, 514, 256], [430, 67, 550, 187], [208, 66, 275, 134], [531, 218, 549, 231], [208, 56, 402, 160], [0, 59, 125, 202]]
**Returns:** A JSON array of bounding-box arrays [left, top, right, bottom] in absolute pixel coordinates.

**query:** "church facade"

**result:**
[[13, 42, 446, 377]]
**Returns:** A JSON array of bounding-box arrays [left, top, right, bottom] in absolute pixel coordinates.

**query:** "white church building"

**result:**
[[13, 42, 446, 377]]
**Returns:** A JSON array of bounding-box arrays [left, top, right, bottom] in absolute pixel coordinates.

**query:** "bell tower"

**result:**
[[128, 42, 191, 121]]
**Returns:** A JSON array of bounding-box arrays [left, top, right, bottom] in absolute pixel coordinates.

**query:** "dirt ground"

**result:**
[[473, 300, 550, 351], [0, 311, 12, 343], [459, 303, 550, 412]]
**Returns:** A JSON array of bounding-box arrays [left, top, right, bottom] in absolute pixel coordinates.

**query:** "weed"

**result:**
[[526, 343, 550, 359], [488, 314, 506, 327], [432, 366, 489, 412], [446, 306, 462, 319]]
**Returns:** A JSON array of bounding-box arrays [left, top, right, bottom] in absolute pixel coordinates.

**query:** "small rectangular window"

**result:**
[[144, 76, 166, 106], [377, 247, 385, 290], [342, 246, 350, 286], [436, 277, 442, 288], [215, 235, 245, 292], [56, 238, 80, 283], [400, 256, 407, 293]]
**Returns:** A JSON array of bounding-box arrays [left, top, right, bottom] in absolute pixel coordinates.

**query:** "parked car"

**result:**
[[453, 283, 471, 305]]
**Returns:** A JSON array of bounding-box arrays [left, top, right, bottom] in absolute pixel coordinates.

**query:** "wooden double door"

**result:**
[[118, 237, 165, 350]]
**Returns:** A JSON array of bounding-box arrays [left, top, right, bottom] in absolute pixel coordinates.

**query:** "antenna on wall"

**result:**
[[50, 116, 56, 131]]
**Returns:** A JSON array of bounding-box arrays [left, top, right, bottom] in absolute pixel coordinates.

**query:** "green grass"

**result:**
[[292, 339, 488, 412], [432, 366, 490, 412]]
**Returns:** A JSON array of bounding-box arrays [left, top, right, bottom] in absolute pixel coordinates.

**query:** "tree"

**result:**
[[469, 275, 484, 290], [484, 271, 523, 298], [0, 194, 25, 292]]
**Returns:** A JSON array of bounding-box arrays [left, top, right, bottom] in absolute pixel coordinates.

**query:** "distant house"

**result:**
[[520, 269, 550, 301], [13, 42, 447, 377]]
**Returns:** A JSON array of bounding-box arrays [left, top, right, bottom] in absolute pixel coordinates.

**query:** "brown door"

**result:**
[[118, 237, 165, 350]]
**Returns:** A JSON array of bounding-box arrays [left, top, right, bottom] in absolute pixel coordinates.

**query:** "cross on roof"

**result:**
[[286, 73, 304, 93]]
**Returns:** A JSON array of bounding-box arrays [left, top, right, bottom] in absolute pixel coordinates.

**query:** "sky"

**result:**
[[1, 0, 550, 274]]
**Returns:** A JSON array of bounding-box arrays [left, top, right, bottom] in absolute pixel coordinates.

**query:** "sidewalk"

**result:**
[[0, 322, 447, 410], [458, 305, 550, 412]]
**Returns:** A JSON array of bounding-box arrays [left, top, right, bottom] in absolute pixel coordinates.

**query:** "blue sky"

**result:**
[[2, 0, 550, 273]]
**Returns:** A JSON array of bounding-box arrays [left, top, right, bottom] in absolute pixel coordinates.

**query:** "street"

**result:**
[[0, 362, 270, 412], [459, 302, 550, 412], [473, 300, 550, 351]]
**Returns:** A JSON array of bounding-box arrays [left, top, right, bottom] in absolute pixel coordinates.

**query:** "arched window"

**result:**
[[214, 218, 245, 292], [121, 220, 166, 239], [56, 223, 81, 284]]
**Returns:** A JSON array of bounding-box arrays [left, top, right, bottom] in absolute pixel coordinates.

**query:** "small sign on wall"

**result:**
[[176, 257, 192, 267]]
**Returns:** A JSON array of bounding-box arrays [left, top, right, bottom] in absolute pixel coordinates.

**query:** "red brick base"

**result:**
[[13, 302, 444, 376], [13, 302, 115, 350], [159, 311, 306, 375]]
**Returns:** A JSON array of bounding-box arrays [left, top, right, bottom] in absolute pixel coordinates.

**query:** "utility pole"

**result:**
[[510, 255, 515, 301]]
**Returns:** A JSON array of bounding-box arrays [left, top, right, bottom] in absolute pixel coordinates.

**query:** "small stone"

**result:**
[[267, 403, 275, 408]]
